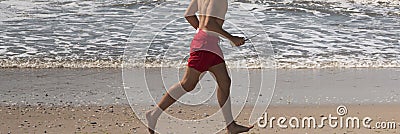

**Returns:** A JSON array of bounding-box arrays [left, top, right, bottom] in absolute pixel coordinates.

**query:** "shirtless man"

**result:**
[[146, 0, 253, 133]]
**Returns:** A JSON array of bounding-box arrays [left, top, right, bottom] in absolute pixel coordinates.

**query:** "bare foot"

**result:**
[[227, 122, 254, 134], [146, 110, 158, 134]]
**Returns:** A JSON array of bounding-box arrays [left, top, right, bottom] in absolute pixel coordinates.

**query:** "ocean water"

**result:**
[[0, 0, 399, 68]]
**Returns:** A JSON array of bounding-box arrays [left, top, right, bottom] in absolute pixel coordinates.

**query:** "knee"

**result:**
[[180, 79, 198, 92], [226, 77, 232, 88], [219, 77, 231, 90], [227, 77, 232, 84]]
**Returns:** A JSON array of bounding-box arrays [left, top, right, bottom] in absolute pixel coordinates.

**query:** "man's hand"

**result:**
[[230, 36, 245, 46]]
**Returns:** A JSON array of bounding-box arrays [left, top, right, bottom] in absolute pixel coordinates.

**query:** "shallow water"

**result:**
[[0, 0, 399, 68]]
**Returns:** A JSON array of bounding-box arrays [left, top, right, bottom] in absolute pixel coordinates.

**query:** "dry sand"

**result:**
[[1, 104, 399, 133]]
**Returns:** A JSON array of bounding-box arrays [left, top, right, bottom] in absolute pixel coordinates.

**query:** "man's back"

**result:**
[[184, 0, 228, 20]]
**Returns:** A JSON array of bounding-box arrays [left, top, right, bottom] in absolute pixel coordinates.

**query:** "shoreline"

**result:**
[[1, 68, 399, 106]]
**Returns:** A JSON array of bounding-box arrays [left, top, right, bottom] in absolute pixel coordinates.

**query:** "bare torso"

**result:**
[[184, 0, 245, 46], [198, 15, 224, 31]]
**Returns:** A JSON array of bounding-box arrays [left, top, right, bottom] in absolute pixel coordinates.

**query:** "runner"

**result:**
[[146, 0, 254, 133]]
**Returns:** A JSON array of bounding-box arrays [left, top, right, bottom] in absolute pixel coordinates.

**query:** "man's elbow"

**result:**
[[184, 16, 190, 21], [185, 15, 196, 20]]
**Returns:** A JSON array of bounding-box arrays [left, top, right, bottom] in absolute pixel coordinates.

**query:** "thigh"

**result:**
[[181, 67, 202, 90], [208, 63, 231, 89]]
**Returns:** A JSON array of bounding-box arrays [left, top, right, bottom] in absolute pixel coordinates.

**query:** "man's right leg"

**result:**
[[146, 67, 201, 134], [208, 63, 253, 134]]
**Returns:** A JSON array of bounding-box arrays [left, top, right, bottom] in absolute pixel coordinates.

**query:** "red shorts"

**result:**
[[187, 50, 225, 73]]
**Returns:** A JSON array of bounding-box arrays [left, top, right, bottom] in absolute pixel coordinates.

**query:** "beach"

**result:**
[[1, 68, 399, 133], [1, 104, 399, 134], [1, 0, 399, 133]]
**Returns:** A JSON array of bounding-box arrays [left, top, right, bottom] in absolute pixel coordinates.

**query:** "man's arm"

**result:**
[[204, 17, 232, 39], [185, 15, 199, 30], [184, 0, 198, 30], [203, 0, 244, 46], [205, 18, 245, 46]]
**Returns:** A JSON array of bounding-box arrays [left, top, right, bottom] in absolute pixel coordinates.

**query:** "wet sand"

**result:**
[[0, 68, 399, 133]]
